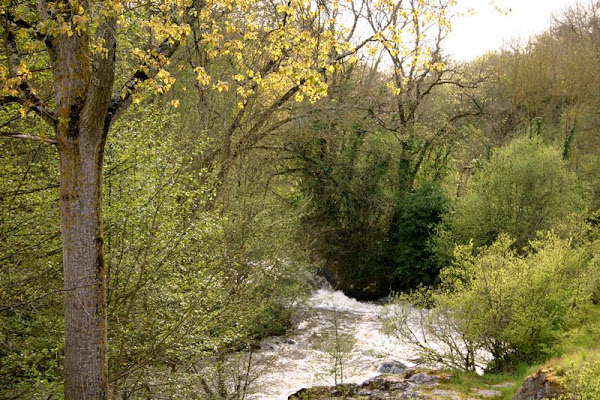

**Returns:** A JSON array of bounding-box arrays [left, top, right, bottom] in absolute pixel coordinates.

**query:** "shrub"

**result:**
[[555, 349, 600, 400], [559, 361, 600, 399], [385, 233, 600, 372], [392, 181, 450, 289], [434, 135, 585, 264]]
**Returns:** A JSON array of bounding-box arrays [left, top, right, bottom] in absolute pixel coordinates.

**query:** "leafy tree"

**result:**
[[470, 2, 600, 167], [294, 123, 393, 299], [392, 182, 449, 289], [281, 43, 475, 296], [102, 102, 310, 397], [386, 233, 600, 372], [0, 98, 310, 397], [435, 135, 585, 263], [363, 0, 485, 195], [1, 0, 210, 394], [0, 0, 362, 395]]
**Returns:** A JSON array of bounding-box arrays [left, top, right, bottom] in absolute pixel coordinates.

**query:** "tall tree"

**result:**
[[0, 0, 370, 395], [1, 0, 199, 395], [362, 0, 482, 192]]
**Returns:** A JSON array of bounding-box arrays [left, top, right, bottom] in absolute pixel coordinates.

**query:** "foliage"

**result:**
[[435, 135, 585, 264], [392, 182, 450, 289], [0, 307, 63, 398], [385, 233, 600, 372], [292, 119, 395, 298], [1, 0, 371, 395], [558, 360, 600, 400], [287, 60, 462, 297], [383, 286, 484, 372], [103, 103, 310, 397], [0, 100, 310, 397], [4, 0, 600, 396], [0, 141, 63, 398]]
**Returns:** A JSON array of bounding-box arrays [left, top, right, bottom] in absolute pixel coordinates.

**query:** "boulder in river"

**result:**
[[377, 360, 407, 375]]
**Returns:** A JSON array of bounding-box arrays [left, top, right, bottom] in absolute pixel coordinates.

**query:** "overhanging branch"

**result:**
[[105, 38, 180, 129], [2, 11, 48, 43], [105, 0, 207, 129]]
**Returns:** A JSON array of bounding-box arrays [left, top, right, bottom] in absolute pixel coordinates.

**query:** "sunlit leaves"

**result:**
[[365, 0, 456, 95]]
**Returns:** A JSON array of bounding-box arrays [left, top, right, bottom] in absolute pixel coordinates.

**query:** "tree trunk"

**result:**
[[58, 132, 109, 398], [53, 17, 116, 397]]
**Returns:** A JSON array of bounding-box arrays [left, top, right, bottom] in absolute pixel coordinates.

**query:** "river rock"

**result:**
[[492, 382, 514, 388], [431, 389, 461, 400], [288, 373, 437, 399], [377, 360, 408, 374], [407, 372, 436, 385], [471, 388, 502, 398], [513, 368, 564, 400]]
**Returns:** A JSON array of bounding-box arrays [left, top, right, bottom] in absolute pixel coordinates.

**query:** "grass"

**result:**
[[431, 304, 600, 399], [430, 366, 534, 399]]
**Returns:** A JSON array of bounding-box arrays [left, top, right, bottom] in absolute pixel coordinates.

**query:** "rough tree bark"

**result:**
[[59, 137, 109, 398], [53, 18, 116, 398]]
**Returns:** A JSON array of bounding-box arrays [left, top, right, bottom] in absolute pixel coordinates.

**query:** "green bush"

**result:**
[[559, 361, 600, 399], [434, 135, 585, 264], [556, 350, 600, 400], [392, 181, 450, 289], [385, 233, 600, 372]]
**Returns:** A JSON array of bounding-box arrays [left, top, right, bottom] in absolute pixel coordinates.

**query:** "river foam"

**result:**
[[247, 287, 420, 399]]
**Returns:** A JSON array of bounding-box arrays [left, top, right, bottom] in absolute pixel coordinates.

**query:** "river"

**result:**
[[246, 286, 421, 399]]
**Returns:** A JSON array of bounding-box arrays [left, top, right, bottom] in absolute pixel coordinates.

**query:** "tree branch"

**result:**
[[0, 95, 22, 106], [2, 10, 48, 43], [0, 131, 57, 144], [105, 38, 180, 129], [2, 23, 57, 126], [105, 0, 207, 129]]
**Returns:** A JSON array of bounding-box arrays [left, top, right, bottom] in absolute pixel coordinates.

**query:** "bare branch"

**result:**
[[0, 131, 57, 144]]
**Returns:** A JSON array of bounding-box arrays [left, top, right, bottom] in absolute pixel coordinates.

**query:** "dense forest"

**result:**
[[2, 0, 600, 398]]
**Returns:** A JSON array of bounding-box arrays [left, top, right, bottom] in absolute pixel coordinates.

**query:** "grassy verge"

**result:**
[[429, 367, 530, 399], [431, 304, 600, 399]]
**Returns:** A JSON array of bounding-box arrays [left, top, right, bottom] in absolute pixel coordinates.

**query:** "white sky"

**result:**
[[446, 0, 583, 61]]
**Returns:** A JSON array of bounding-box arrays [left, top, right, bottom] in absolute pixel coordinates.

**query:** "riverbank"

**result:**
[[288, 369, 516, 399], [248, 285, 600, 399], [287, 348, 600, 399]]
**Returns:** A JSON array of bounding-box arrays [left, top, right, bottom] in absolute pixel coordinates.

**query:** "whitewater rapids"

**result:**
[[246, 287, 421, 399]]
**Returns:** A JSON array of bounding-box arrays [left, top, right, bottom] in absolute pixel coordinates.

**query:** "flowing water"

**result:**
[[246, 286, 421, 399]]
